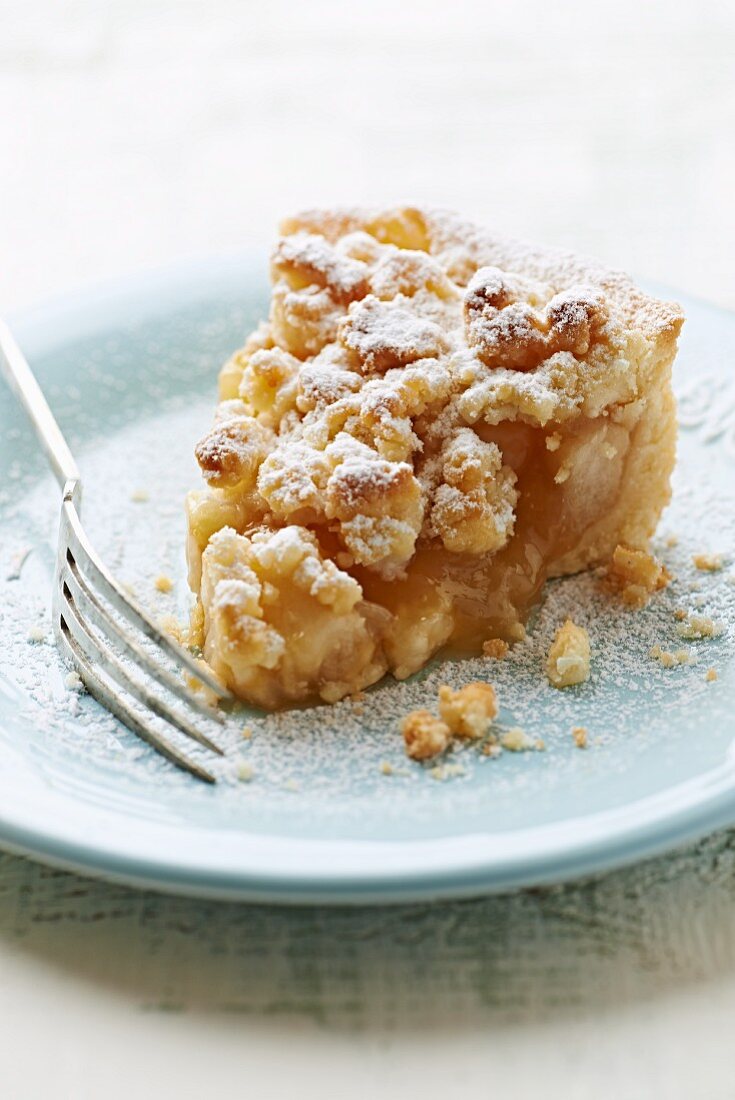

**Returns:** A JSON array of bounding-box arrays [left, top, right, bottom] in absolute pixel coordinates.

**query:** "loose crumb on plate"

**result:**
[[605, 543, 671, 608], [482, 638, 509, 659], [675, 614, 725, 640], [130, 489, 150, 503], [705, 668, 718, 682], [501, 727, 540, 752], [237, 761, 254, 782], [438, 681, 498, 740], [572, 726, 588, 749], [650, 644, 691, 668], [7, 547, 31, 581], [429, 763, 465, 781], [241, 725, 252, 740], [154, 575, 174, 594], [401, 709, 451, 760], [545, 619, 590, 688], [64, 671, 84, 692], [692, 553, 724, 572], [27, 624, 46, 643]]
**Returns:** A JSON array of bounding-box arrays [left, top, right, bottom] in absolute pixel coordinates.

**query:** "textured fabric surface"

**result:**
[[4, 835, 735, 1096]]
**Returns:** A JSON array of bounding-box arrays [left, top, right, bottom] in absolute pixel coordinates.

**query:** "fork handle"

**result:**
[[0, 317, 80, 491]]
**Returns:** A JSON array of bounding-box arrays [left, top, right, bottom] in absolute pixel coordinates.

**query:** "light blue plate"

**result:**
[[0, 257, 733, 903]]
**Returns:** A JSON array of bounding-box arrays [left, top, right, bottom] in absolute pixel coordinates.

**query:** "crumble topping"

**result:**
[[401, 680, 498, 759], [692, 553, 724, 572], [64, 671, 84, 692], [187, 207, 683, 706], [464, 266, 607, 373], [424, 428, 517, 554], [154, 575, 174, 594], [429, 763, 466, 781], [482, 637, 509, 659], [572, 726, 588, 749], [501, 727, 540, 752], [401, 709, 451, 761], [545, 619, 591, 687], [650, 644, 691, 668], [675, 614, 725, 640], [438, 681, 498, 740], [606, 543, 671, 608], [706, 668, 718, 682]]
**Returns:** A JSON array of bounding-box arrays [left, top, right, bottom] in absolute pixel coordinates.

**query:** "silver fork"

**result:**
[[0, 318, 231, 783]]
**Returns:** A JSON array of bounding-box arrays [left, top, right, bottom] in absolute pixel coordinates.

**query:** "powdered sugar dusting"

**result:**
[[0, 282, 732, 845]]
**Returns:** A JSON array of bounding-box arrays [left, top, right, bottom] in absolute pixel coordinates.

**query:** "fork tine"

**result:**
[[56, 618, 216, 784], [60, 582, 225, 757], [63, 550, 225, 726], [62, 499, 232, 701]]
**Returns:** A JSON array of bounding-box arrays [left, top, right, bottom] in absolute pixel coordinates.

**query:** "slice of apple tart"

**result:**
[[186, 207, 684, 708]]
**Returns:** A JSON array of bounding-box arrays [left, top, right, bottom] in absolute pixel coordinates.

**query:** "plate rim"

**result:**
[[3, 256, 734, 904]]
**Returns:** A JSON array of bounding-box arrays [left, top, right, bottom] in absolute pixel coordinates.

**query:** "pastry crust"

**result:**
[[187, 207, 683, 707]]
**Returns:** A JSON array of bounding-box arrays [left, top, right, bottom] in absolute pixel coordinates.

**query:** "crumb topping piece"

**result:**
[[692, 553, 724, 572], [482, 637, 509, 659], [501, 727, 541, 752], [425, 428, 518, 554], [572, 726, 588, 749], [463, 267, 607, 373], [545, 619, 591, 688], [401, 709, 452, 761], [606, 544, 671, 608], [676, 614, 724, 640], [650, 644, 691, 668], [438, 681, 498, 740]]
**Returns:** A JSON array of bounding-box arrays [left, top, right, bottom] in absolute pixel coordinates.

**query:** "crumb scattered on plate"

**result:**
[[650, 644, 691, 667], [572, 726, 588, 749], [545, 619, 590, 687], [64, 671, 84, 692], [500, 727, 541, 752], [676, 614, 724, 640], [692, 553, 724, 572]]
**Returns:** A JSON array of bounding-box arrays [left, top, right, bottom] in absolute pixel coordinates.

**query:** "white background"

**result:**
[[2, 0, 734, 314], [2, 1, 735, 1097]]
